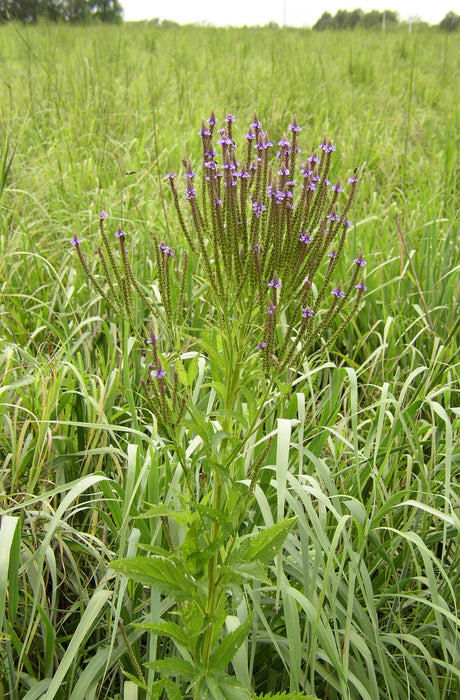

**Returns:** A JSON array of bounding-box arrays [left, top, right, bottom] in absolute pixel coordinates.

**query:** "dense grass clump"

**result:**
[[0, 20, 459, 700]]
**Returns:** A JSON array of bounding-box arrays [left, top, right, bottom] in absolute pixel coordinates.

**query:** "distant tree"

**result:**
[[439, 11, 460, 31], [0, 0, 122, 21], [92, 0, 122, 23], [335, 8, 363, 29], [313, 11, 333, 30], [0, 0, 39, 21], [348, 8, 364, 28], [313, 8, 399, 31], [359, 9, 397, 28]]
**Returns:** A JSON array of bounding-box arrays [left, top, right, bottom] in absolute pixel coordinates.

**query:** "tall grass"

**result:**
[[0, 19, 459, 700]]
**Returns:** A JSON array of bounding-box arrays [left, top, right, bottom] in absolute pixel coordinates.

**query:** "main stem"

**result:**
[[199, 328, 237, 677]]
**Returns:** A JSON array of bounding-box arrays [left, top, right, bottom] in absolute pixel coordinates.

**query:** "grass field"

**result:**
[[0, 19, 459, 700]]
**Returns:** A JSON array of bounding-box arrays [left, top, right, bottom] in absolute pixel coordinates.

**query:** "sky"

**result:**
[[121, 0, 456, 27]]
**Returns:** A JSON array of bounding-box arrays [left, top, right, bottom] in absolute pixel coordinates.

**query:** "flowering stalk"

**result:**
[[165, 111, 366, 378], [73, 112, 368, 700]]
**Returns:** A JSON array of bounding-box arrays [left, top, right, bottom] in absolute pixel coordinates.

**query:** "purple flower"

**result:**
[[326, 213, 341, 222], [198, 127, 211, 137], [225, 114, 236, 123], [250, 115, 262, 129], [70, 235, 82, 246], [342, 219, 352, 228], [277, 136, 290, 148], [267, 278, 282, 288], [332, 182, 344, 193], [146, 334, 158, 344], [158, 242, 174, 256], [278, 166, 290, 176], [331, 288, 346, 298], [320, 141, 336, 153], [301, 165, 313, 177], [252, 201, 266, 218], [300, 231, 313, 244], [353, 256, 367, 267], [267, 304, 277, 314], [185, 186, 197, 200], [257, 341, 267, 350], [355, 282, 367, 291], [217, 135, 234, 147], [306, 182, 316, 192], [309, 153, 320, 164], [208, 112, 218, 126], [100, 210, 108, 220], [328, 251, 337, 259], [115, 227, 126, 238], [166, 172, 176, 181], [153, 368, 167, 379], [254, 243, 262, 254], [302, 308, 314, 318], [262, 135, 273, 149], [348, 176, 358, 184], [289, 122, 302, 133]]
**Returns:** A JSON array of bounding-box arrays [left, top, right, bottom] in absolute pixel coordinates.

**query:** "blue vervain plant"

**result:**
[[73, 111, 366, 700]]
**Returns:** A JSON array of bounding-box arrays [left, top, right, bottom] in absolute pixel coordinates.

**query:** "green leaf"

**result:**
[[133, 620, 189, 649], [144, 657, 196, 681], [209, 616, 251, 671], [150, 678, 183, 700], [111, 556, 196, 598], [207, 675, 252, 700], [0, 515, 20, 632], [220, 561, 269, 584], [230, 517, 297, 565], [136, 503, 194, 527], [40, 589, 112, 700]]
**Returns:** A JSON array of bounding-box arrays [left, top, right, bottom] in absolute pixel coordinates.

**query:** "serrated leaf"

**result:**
[[230, 517, 297, 565], [220, 560, 270, 584], [133, 621, 189, 649], [144, 657, 196, 681], [111, 556, 196, 598], [209, 616, 251, 671], [218, 676, 252, 700]]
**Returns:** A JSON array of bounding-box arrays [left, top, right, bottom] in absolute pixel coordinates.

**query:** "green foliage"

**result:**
[[439, 11, 460, 31], [0, 0, 122, 23], [0, 20, 459, 700], [313, 8, 398, 30]]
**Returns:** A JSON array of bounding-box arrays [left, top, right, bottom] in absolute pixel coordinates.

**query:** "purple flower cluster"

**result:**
[[252, 201, 266, 218], [158, 242, 175, 256], [153, 368, 167, 379]]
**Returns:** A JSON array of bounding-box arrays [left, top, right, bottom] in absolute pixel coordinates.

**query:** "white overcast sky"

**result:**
[[121, 0, 457, 27]]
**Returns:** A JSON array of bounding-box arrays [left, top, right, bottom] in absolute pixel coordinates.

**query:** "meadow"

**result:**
[[0, 19, 459, 700]]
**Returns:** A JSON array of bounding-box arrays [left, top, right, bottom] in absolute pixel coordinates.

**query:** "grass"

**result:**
[[0, 18, 459, 700]]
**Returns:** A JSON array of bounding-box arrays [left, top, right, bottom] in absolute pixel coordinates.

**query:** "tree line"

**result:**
[[0, 0, 122, 22], [312, 8, 460, 31], [1, 1, 459, 30]]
